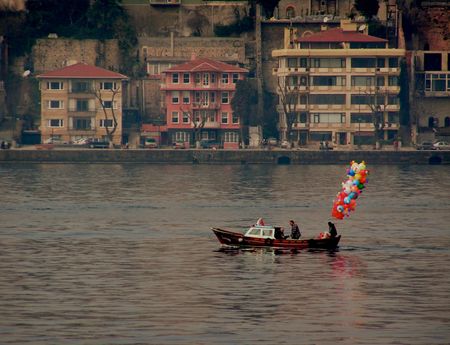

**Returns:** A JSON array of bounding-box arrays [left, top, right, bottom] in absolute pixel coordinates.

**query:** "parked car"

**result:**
[[416, 141, 435, 150], [267, 137, 277, 146], [433, 141, 450, 150], [280, 140, 290, 149], [172, 141, 186, 149], [89, 139, 110, 148], [144, 137, 158, 148], [73, 137, 92, 146], [200, 139, 220, 149]]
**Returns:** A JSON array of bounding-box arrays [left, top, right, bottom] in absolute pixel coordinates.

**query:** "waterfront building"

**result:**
[[272, 20, 405, 147], [161, 57, 248, 149], [37, 63, 128, 145]]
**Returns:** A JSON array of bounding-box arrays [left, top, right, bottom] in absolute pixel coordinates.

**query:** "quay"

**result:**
[[0, 148, 449, 165]]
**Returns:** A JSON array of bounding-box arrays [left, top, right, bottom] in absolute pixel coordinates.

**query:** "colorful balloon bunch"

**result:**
[[331, 161, 369, 220]]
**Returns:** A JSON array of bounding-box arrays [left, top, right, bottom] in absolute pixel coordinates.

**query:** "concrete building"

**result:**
[[161, 57, 247, 148], [37, 63, 128, 145], [272, 20, 405, 147]]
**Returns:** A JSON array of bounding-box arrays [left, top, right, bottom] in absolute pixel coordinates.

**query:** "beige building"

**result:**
[[272, 20, 405, 147], [37, 63, 128, 145]]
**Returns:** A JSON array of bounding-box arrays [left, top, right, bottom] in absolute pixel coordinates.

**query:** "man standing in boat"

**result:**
[[289, 220, 301, 239]]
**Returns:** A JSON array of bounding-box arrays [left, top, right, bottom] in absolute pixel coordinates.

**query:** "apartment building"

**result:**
[[37, 63, 128, 144], [161, 57, 248, 148], [272, 20, 405, 147]]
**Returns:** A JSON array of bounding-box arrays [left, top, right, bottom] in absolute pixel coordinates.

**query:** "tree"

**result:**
[[93, 84, 121, 146], [354, 0, 379, 19], [277, 77, 300, 142], [231, 79, 258, 146], [186, 11, 209, 37], [180, 106, 207, 147], [255, 0, 280, 18]]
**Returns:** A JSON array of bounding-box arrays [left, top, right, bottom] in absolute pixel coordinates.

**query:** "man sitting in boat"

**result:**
[[328, 222, 337, 238], [289, 220, 301, 239], [274, 226, 286, 240]]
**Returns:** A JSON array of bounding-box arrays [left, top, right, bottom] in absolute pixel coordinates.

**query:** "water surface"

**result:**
[[0, 164, 449, 344]]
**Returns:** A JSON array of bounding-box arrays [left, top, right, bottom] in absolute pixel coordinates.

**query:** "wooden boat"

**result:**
[[211, 225, 341, 250]]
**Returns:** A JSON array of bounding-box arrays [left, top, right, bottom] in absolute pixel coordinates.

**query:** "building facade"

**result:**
[[161, 57, 248, 148], [37, 63, 128, 144], [272, 20, 405, 147]]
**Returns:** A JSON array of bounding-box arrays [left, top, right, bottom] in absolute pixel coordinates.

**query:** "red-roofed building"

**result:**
[[161, 57, 248, 149], [37, 62, 128, 145], [272, 20, 405, 147]]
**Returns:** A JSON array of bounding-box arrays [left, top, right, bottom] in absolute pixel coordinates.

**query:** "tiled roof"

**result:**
[[296, 28, 387, 43], [165, 58, 248, 73], [37, 62, 128, 79]]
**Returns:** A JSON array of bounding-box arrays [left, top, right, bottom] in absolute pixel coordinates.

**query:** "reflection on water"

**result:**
[[0, 164, 449, 345]]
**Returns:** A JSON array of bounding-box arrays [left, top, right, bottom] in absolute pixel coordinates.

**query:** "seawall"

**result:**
[[1, 149, 449, 165]]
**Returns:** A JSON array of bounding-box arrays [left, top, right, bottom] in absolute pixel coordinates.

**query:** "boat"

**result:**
[[211, 225, 341, 250]]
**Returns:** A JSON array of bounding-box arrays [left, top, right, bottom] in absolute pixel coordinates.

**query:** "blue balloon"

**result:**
[[344, 197, 350, 204], [352, 179, 360, 185], [348, 170, 355, 176], [349, 192, 356, 199]]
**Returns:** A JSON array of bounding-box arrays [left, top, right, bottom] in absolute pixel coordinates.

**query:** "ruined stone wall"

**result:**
[[420, 5, 450, 51], [125, 2, 249, 37], [32, 39, 121, 74], [415, 98, 450, 128]]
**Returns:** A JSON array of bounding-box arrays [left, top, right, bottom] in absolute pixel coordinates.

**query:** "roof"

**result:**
[[37, 62, 128, 79], [164, 58, 248, 73], [296, 28, 387, 43]]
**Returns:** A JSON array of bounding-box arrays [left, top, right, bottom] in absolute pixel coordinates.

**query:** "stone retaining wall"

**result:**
[[1, 149, 449, 165]]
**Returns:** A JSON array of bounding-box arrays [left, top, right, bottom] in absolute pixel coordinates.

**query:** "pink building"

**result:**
[[161, 58, 248, 149]]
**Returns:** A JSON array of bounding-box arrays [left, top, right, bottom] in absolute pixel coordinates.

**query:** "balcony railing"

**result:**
[[69, 87, 94, 94], [68, 107, 96, 115], [191, 102, 220, 110]]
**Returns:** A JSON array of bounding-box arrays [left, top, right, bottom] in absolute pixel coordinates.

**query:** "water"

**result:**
[[0, 163, 449, 345]]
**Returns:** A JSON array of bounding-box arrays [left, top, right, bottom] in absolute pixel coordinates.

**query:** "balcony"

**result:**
[[69, 87, 94, 94], [292, 123, 309, 129], [191, 102, 220, 110], [203, 121, 221, 129], [68, 107, 96, 116], [149, 0, 180, 5]]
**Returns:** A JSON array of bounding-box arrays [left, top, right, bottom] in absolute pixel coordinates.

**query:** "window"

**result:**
[[172, 73, 179, 84], [286, 6, 295, 19], [48, 119, 64, 127], [202, 73, 209, 86], [194, 91, 201, 104], [309, 94, 345, 104], [388, 76, 399, 86], [351, 76, 375, 87], [232, 113, 239, 124], [47, 82, 63, 90], [377, 76, 385, 86], [72, 81, 89, 92], [388, 112, 399, 123], [183, 73, 190, 84], [73, 118, 91, 130], [173, 131, 190, 142], [48, 100, 63, 109], [100, 82, 117, 90], [222, 73, 229, 84], [182, 112, 190, 123], [313, 76, 346, 86], [221, 112, 228, 124], [182, 91, 190, 104], [171, 111, 179, 123], [351, 113, 373, 123], [388, 96, 399, 105], [377, 58, 386, 68], [221, 92, 229, 104], [388, 58, 399, 68], [100, 119, 113, 127], [287, 58, 298, 68], [232, 73, 239, 83], [299, 58, 308, 68], [210, 92, 216, 104], [351, 58, 376, 68], [224, 132, 239, 142], [211, 73, 216, 83], [201, 91, 209, 106], [248, 228, 261, 236], [311, 113, 345, 123], [195, 73, 201, 84], [312, 58, 345, 68], [172, 91, 180, 104], [76, 99, 89, 111], [102, 100, 115, 109]]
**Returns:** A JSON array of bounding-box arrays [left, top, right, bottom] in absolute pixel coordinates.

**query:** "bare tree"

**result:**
[[277, 76, 300, 142], [93, 85, 121, 147], [180, 105, 207, 147], [364, 86, 389, 149]]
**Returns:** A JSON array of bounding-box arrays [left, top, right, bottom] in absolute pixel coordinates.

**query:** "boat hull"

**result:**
[[211, 227, 340, 250]]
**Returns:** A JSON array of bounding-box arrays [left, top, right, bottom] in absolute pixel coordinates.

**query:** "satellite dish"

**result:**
[[23, 70, 31, 77], [358, 24, 367, 32]]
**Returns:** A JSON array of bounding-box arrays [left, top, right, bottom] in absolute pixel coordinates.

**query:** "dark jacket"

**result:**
[[291, 223, 301, 239], [328, 222, 337, 238]]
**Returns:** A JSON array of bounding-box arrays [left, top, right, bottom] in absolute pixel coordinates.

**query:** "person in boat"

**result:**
[[289, 220, 301, 239], [328, 221, 337, 238], [256, 218, 265, 226], [274, 227, 286, 240]]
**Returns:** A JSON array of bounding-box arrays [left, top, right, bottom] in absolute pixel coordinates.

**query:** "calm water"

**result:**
[[0, 163, 449, 345]]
